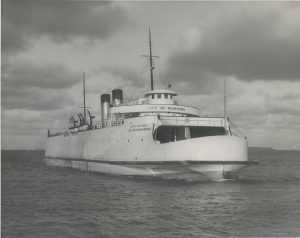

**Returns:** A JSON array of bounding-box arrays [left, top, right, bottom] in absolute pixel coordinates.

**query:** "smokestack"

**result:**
[[100, 94, 110, 123], [112, 89, 123, 106]]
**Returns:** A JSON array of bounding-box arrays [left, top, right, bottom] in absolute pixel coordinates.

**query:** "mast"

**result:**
[[149, 28, 154, 90], [83, 72, 86, 124], [224, 76, 227, 130], [224, 77, 226, 119]]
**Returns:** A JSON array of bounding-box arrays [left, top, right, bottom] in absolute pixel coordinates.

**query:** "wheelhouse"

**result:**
[[144, 89, 178, 105]]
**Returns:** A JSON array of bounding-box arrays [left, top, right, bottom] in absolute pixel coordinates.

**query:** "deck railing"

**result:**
[[160, 116, 225, 127], [229, 125, 245, 137], [48, 116, 234, 138], [48, 119, 123, 137], [95, 120, 122, 129]]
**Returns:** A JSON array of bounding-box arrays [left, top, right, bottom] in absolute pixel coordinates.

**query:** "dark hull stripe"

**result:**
[[44, 157, 259, 165]]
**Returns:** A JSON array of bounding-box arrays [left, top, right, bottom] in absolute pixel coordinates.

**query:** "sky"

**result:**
[[1, 1, 300, 150]]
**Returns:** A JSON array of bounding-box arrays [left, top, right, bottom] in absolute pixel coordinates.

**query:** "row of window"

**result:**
[[151, 94, 173, 99], [154, 126, 227, 143]]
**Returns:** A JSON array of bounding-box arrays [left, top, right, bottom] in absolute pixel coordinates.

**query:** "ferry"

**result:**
[[45, 29, 256, 180]]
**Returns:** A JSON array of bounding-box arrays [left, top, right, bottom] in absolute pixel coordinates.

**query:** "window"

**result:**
[[154, 126, 187, 143], [157, 94, 161, 99], [170, 95, 173, 99], [164, 93, 168, 99], [124, 113, 140, 119], [189, 126, 226, 138], [154, 126, 226, 143], [152, 94, 154, 99]]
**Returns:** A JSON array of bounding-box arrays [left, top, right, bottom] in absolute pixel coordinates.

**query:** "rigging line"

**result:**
[[142, 59, 150, 89], [143, 59, 150, 87], [129, 54, 146, 91], [127, 59, 148, 101], [155, 61, 167, 89], [152, 62, 161, 88], [136, 59, 150, 99]]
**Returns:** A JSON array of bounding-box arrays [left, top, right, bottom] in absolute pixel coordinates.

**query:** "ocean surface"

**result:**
[[2, 149, 300, 238]]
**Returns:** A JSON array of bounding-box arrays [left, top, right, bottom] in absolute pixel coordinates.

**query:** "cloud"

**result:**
[[2, 61, 80, 89], [101, 65, 147, 88], [163, 3, 300, 94], [173, 77, 300, 149], [2, 87, 74, 111], [2, 61, 79, 110], [1, 1, 131, 53], [1, 2, 300, 150], [222, 79, 300, 134]]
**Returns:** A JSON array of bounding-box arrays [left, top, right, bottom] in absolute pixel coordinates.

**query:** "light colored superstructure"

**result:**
[[45, 29, 256, 180]]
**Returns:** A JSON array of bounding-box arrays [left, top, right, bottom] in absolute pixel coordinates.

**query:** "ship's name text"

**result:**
[[128, 124, 151, 132], [147, 106, 186, 112]]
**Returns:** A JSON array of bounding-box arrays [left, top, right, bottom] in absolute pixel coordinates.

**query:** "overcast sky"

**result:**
[[2, 1, 300, 150]]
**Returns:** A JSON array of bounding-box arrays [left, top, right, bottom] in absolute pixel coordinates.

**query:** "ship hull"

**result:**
[[45, 117, 251, 180], [44, 157, 252, 180]]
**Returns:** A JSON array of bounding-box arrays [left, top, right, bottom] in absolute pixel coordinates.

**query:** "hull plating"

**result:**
[[45, 116, 249, 180], [44, 157, 248, 181]]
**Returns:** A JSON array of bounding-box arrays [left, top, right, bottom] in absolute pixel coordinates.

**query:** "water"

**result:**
[[2, 149, 300, 237]]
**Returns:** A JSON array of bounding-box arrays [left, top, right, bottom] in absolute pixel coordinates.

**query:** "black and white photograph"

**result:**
[[2, 1, 300, 237]]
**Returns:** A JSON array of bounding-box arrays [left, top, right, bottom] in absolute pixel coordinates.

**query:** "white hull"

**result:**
[[44, 157, 247, 180], [45, 116, 251, 180], [46, 116, 246, 161]]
